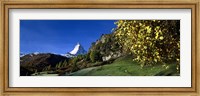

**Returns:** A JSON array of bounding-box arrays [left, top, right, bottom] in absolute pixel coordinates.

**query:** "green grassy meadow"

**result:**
[[68, 56, 179, 76]]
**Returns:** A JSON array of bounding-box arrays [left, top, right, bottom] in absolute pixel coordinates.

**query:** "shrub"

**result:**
[[90, 50, 101, 62]]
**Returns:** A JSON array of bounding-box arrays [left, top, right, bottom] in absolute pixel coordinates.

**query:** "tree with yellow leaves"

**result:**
[[114, 20, 180, 71]]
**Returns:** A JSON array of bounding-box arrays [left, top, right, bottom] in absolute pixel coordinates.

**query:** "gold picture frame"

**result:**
[[0, 0, 199, 96]]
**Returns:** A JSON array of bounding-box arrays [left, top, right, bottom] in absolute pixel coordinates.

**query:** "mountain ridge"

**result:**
[[20, 43, 87, 58], [20, 53, 69, 76]]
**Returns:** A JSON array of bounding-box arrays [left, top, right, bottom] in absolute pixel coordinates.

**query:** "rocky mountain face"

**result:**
[[20, 53, 69, 76], [64, 43, 87, 58], [69, 43, 87, 55], [89, 34, 124, 61]]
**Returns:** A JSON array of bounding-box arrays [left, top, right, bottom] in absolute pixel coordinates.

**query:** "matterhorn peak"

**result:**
[[76, 42, 80, 47], [69, 42, 87, 55]]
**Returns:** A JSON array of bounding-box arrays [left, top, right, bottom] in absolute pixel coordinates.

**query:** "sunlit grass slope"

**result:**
[[69, 56, 179, 76]]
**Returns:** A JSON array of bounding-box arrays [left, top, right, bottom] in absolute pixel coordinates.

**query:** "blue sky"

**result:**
[[20, 20, 116, 54]]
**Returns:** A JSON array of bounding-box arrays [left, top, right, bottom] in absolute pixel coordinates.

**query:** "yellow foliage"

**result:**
[[114, 20, 180, 68], [159, 36, 164, 40]]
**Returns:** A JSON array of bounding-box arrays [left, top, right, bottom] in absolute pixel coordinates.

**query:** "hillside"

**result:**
[[66, 56, 179, 76], [88, 34, 125, 62], [20, 53, 69, 76]]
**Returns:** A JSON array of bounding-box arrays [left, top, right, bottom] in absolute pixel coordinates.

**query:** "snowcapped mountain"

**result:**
[[64, 53, 75, 58], [20, 43, 87, 58], [20, 52, 41, 57], [69, 43, 87, 56]]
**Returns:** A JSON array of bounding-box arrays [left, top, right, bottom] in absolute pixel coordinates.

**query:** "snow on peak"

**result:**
[[69, 42, 87, 55], [33, 52, 40, 55]]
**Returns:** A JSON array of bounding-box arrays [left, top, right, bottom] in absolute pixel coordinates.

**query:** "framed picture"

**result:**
[[0, 0, 199, 95]]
